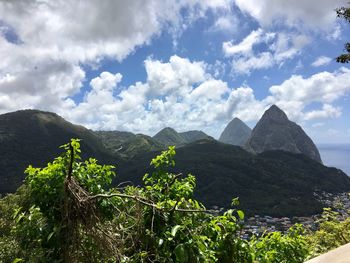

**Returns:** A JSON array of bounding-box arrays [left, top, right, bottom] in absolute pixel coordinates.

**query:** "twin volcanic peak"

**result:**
[[244, 105, 322, 163], [0, 108, 346, 216], [219, 117, 252, 146]]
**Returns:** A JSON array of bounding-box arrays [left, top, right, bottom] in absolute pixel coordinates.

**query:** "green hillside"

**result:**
[[0, 110, 117, 194], [117, 140, 350, 217], [96, 131, 164, 158]]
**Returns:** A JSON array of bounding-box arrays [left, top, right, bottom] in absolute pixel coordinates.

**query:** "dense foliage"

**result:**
[[307, 205, 350, 258], [0, 140, 347, 262]]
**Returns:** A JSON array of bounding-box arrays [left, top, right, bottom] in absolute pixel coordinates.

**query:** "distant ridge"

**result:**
[[245, 105, 322, 163], [153, 127, 187, 146], [219, 117, 251, 146], [180, 130, 214, 143], [95, 131, 163, 157], [96, 128, 213, 157], [153, 127, 212, 146]]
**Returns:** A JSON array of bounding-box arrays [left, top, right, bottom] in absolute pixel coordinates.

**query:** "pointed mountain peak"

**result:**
[[154, 127, 178, 136], [245, 105, 322, 163], [180, 130, 213, 143], [153, 127, 185, 146], [262, 105, 289, 122], [268, 104, 281, 111], [160, 127, 177, 133], [154, 128, 214, 146], [219, 117, 251, 146], [229, 117, 246, 125]]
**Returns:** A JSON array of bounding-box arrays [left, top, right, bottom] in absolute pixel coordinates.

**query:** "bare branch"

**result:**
[[86, 193, 216, 214], [66, 143, 74, 181]]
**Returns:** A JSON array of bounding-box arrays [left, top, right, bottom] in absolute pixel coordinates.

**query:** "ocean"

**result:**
[[318, 144, 350, 176]]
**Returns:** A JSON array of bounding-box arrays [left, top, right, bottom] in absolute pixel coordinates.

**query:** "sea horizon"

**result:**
[[318, 143, 350, 176]]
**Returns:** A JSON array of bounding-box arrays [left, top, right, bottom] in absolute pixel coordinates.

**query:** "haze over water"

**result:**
[[318, 144, 350, 176]]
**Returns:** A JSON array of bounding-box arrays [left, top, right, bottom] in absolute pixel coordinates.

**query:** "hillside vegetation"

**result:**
[[0, 140, 310, 262], [117, 140, 350, 217], [1, 109, 349, 218], [0, 110, 116, 194], [1, 140, 348, 262]]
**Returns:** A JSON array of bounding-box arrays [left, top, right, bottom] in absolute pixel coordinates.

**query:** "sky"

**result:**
[[0, 0, 350, 143]]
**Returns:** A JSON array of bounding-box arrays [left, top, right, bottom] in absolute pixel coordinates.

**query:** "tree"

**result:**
[[336, 5, 350, 63], [0, 139, 310, 262]]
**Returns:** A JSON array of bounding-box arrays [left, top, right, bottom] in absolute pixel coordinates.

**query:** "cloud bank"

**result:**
[[0, 0, 349, 140], [62, 57, 350, 137]]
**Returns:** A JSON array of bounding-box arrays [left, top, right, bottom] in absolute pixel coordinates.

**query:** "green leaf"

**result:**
[[13, 259, 23, 263], [13, 207, 22, 219], [174, 244, 188, 262], [171, 225, 181, 237], [47, 231, 55, 242], [231, 197, 240, 206], [197, 241, 206, 252], [237, 210, 245, 220]]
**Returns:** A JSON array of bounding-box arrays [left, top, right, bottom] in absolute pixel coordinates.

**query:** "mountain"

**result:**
[[2, 109, 347, 217], [245, 105, 322, 163], [117, 140, 350, 217], [95, 131, 164, 157], [153, 127, 187, 146], [152, 127, 212, 147], [0, 110, 117, 194], [179, 130, 214, 143], [96, 129, 213, 158], [117, 134, 164, 158], [219, 117, 251, 146], [95, 130, 135, 153]]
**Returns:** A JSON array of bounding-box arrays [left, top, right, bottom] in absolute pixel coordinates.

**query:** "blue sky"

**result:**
[[0, 0, 349, 143]]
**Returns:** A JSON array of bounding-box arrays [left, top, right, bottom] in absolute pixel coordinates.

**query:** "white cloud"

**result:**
[[222, 86, 266, 121], [223, 29, 263, 56], [210, 15, 239, 34], [234, 0, 344, 29], [330, 24, 342, 40], [271, 33, 310, 63], [224, 29, 310, 74], [56, 57, 350, 138], [267, 67, 350, 121], [304, 104, 341, 120], [144, 55, 207, 96], [0, 1, 349, 139], [311, 56, 332, 67], [269, 68, 350, 105], [0, 0, 228, 114], [59, 55, 263, 135], [207, 60, 227, 78], [62, 56, 231, 134], [1, 46, 349, 138], [232, 52, 274, 74], [90, 72, 122, 92]]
